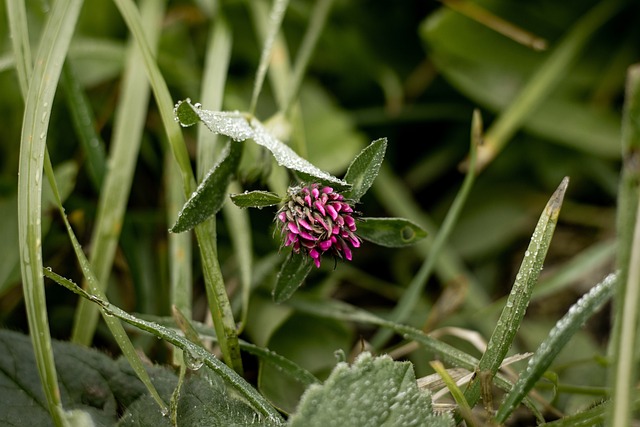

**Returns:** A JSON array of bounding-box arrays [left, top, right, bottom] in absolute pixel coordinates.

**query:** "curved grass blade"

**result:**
[[357, 217, 427, 247], [45, 270, 284, 424], [144, 313, 321, 388], [370, 109, 481, 349], [463, 177, 569, 410], [170, 140, 243, 233], [495, 272, 616, 424], [343, 138, 387, 202], [609, 64, 640, 427], [16, 0, 84, 423], [43, 154, 167, 413], [71, 0, 164, 347]]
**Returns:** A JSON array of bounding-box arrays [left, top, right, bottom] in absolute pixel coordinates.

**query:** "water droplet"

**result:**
[[39, 132, 46, 139], [184, 350, 204, 370], [160, 406, 170, 417]]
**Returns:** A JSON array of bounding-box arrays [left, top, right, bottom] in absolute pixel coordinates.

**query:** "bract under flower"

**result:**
[[276, 183, 360, 268]]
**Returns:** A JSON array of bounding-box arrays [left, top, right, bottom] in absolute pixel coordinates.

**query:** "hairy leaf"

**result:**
[[273, 252, 314, 303], [343, 138, 387, 202], [171, 141, 242, 233], [288, 352, 453, 427]]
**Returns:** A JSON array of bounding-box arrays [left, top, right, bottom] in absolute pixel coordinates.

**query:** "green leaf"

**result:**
[[343, 138, 387, 201], [230, 190, 283, 208], [273, 252, 314, 303], [0, 328, 172, 426], [171, 140, 242, 233], [357, 217, 427, 247], [173, 98, 349, 188], [287, 352, 454, 427], [173, 98, 201, 127], [0, 329, 282, 427]]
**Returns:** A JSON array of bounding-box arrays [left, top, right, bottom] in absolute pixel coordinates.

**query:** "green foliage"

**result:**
[[356, 217, 428, 248], [170, 140, 243, 233], [288, 352, 453, 427], [4, 0, 639, 425]]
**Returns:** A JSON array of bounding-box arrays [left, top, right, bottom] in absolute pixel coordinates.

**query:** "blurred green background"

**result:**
[[0, 0, 636, 416]]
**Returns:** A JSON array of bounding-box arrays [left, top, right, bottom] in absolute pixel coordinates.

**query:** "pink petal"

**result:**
[[287, 222, 300, 234], [314, 200, 326, 216], [326, 204, 338, 221]]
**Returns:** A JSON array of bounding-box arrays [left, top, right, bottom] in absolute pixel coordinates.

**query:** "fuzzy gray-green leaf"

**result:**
[[230, 190, 283, 208], [171, 141, 242, 233], [357, 217, 427, 247], [287, 352, 453, 427], [343, 138, 387, 201]]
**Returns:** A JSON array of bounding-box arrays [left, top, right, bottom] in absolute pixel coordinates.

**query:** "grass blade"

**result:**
[[43, 153, 167, 413], [71, 0, 164, 346], [46, 271, 284, 423], [113, 0, 242, 372], [370, 109, 481, 349], [495, 272, 616, 423], [16, 0, 84, 423], [60, 63, 107, 190], [609, 63, 640, 427], [463, 176, 569, 410], [5, 0, 32, 96], [249, 0, 290, 114], [470, 0, 623, 172]]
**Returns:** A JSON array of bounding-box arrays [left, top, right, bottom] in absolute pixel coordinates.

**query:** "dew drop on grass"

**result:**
[[185, 350, 205, 370]]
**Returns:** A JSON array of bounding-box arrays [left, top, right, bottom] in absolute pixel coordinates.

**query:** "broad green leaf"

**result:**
[[343, 138, 387, 202], [0, 329, 281, 427], [287, 352, 454, 427], [173, 98, 349, 187], [495, 272, 616, 423], [0, 329, 173, 426], [171, 140, 242, 233], [231, 190, 283, 208], [356, 217, 427, 247], [273, 252, 314, 303]]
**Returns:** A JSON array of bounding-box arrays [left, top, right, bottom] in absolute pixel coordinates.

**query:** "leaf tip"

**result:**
[[174, 98, 201, 127]]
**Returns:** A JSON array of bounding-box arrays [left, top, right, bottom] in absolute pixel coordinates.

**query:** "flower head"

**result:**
[[276, 183, 360, 268]]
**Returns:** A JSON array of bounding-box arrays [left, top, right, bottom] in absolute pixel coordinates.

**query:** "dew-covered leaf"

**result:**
[[287, 352, 454, 427], [357, 217, 428, 247], [174, 98, 349, 188], [249, 118, 348, 187], [343, 138, 387, 202], [230, 190, 283, 208], [273, 252, 314, 303], [170, 141, 242, 233]]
